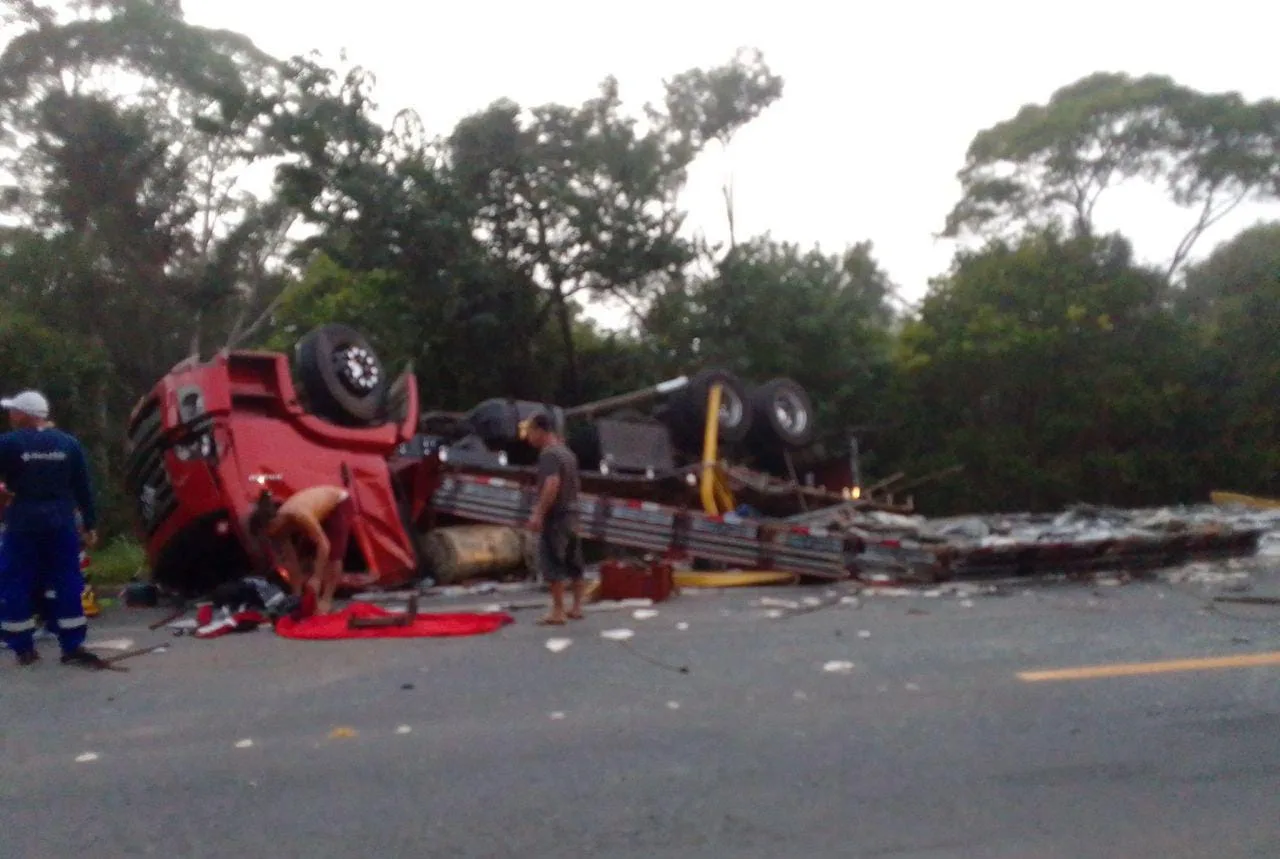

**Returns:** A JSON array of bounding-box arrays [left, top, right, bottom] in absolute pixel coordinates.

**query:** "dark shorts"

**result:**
[[321, 496, 356, 564], [538, 518, 583, 582]]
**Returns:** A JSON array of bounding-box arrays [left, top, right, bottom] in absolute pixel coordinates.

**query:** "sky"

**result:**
[[184, 0, 1280, 322]]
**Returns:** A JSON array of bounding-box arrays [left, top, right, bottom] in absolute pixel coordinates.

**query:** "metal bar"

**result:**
[[562, 376, 690, 420]]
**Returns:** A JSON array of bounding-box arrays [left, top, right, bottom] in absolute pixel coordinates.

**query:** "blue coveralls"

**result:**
[[0, 427, 96, 656]]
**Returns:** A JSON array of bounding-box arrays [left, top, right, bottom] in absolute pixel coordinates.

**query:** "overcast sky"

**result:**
[[184, 0, 1280, 317]]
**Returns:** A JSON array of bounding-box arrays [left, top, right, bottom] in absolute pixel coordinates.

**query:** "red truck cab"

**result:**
[[124, 341, 424, 597]]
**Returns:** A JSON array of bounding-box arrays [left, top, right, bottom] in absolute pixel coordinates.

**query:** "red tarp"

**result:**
[[275, 602, 515, 641]]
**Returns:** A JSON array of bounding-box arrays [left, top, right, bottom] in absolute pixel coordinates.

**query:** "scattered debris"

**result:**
[[632, 608, 659, 620], [544, 638, 572, 653], [549, 712, 566, 720], [857, 630, 872, 639], [822, 660, 855, 673], [601, 628, 635, 642], [395, 725, 412, 735], [234, 739, 254, 749], [89, 638, 134, 652], [75, 752, 99, 763], [666, 701, 681, 710], [676, 622, 689, 631]]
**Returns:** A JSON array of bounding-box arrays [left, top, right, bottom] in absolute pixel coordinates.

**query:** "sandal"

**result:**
[[536, 616, 567, 626]]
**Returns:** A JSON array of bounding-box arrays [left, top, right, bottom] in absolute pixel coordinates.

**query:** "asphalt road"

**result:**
[[5, 563, 1280, 858]]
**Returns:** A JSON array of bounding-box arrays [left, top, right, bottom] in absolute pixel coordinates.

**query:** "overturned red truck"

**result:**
[[124, 324, 888, 597]]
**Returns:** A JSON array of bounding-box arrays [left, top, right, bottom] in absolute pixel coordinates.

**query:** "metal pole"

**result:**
[[562, 376, 690, 420]]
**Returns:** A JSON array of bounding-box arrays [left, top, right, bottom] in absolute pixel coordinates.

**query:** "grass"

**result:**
[[89, 536, 148, 587]]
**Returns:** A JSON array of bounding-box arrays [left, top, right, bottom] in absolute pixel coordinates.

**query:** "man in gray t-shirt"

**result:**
[[524, 413, 583, 625]]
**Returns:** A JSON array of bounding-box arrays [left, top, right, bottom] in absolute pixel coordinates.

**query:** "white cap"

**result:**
[[1, 390, 50, 420]]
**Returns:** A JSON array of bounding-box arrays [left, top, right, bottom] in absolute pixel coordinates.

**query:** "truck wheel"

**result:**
[[665, 368, 753, 452], [748, 378, 815, 449], [295, 324, 388, 426]]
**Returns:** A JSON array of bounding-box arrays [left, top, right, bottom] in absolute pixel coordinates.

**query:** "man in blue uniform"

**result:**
[[0, 390, 104, 668]]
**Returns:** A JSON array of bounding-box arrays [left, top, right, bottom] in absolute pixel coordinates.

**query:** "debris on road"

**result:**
[[601, 628, 635, 641], [544, 638, 572, 653], [822, 660, 855, 673]]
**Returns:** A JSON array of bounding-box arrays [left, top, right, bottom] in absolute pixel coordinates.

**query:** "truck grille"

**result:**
[[124, 398, 177, 536]]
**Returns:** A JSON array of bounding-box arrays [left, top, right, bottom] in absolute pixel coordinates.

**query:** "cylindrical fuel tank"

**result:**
[[420, 525, 528, 584]]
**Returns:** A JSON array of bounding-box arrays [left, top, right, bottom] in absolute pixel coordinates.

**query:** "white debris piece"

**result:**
[[822, 660, 855, 674], [764, 609, 783, 619], [666, 701, 680, 710], [395, 725, 412, 735], [757, 597, 800, 610], [857, 630, 872, 639], [544, 638, 573, 653], [632, 609, 659, 620], [865, 587, 914, 598], [960, 600, 975, 608], [676, 622, 689, 631], [840, 596, 861, 607], [75, 752, 99, 763], [549, 712, 566, 720], [89, 638, 133, 652], [234, 739, 254, 749], [802, 597, 823, 607], [905, 682, 921, 692], [601, 628, 635, 641]]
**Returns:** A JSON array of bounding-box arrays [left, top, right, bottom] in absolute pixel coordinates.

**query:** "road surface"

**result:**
[[4, 566, 1280, 858]]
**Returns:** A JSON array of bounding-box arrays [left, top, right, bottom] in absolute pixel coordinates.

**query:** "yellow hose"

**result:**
[[674, 571, 797, 588]]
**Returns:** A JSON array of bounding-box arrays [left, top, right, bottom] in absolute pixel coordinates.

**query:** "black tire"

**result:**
[[665, 368, 753, 452], [295, 324, 388, 426], [464, 399, 565, 446], [748, 378, 815, 450]]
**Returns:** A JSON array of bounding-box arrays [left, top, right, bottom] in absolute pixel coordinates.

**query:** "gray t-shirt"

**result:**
[[537, 443, 580, 523]]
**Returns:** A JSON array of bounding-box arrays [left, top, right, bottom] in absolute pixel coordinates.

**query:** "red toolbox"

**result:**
[[598, 558, 675, 603]]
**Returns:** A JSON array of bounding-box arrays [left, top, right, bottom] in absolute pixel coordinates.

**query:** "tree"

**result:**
[[644, 237, 899, 439], [447, 49, 784, 399], [891, 229, 1201, 513], [943, 73, 1280, 280], [1176, 223, 1280, 494]]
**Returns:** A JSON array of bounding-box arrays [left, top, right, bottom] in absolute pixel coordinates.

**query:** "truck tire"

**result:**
[[464, 399, 565, 446], [295, 324, 388, 426], [664, 368, 753, 453], [748, 378, 815, 450]]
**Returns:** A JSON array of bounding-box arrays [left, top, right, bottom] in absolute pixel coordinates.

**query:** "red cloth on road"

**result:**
[[274, 601, 514, 640]]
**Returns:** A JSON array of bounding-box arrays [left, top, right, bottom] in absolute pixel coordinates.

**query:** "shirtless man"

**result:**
[[248, 485, 354, 615]]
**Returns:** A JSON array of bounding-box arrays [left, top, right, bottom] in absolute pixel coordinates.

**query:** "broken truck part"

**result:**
[[124, 324, 1269, 597]]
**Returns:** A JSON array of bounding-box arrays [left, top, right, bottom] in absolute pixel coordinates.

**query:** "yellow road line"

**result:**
[[1018, 651, 1280, 682]]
